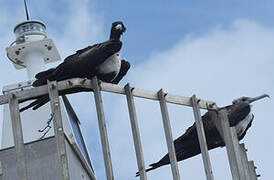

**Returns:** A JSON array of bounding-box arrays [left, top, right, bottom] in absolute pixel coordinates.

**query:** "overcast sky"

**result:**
[[0, 0, 273, 179]]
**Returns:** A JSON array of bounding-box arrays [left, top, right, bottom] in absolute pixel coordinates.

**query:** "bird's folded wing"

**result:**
[[111, 60, 130, 84], [63, 40, 122, 69], [227, 103, 251, 127]]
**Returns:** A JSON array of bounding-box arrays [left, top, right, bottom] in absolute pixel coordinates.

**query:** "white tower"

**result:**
[[0, 1, 95, 179], [8, 20, 60, 79], [3, 19, 64, 147]]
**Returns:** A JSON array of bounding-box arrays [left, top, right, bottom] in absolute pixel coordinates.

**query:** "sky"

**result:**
[[0, 0, 274, 180]]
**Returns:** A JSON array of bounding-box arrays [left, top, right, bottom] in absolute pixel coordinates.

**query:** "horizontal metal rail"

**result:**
[[0, 78, 217, 110]]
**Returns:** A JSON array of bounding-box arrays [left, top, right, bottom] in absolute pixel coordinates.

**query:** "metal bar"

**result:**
[[47, 81, 70, 180], [8, 93, 28, 180], [248, 161, 258, 180], [215, 109, 246, 180], [157, 89, 180, 180], [0, 78, 216, 110], [191, 95, 214, 180], [0, 78, 89, 105], [102, 82, 216, 109], [92, 77, 114, 180], [239, 144, 251, 180], [0, 161, 2, 176], [0, 161, 2, 180], [70, 142, 97, 180], [124, 84, 147, 180]]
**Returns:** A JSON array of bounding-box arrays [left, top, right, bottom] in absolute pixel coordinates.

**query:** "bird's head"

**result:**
[[110, 21, 126, 40], [232, 94, 270, 105]]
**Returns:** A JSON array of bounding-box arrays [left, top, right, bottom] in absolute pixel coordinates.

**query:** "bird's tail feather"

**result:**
[[20, 96, 49, 112], [32, 97, 49, 110], [35, 68, 55, 79], [135, 162, 162, 177], [33, 68, 56, 87], [32, 78, 48, 87]]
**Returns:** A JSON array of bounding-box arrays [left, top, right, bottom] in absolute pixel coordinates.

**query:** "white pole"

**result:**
[[25, 51, 45, 80]]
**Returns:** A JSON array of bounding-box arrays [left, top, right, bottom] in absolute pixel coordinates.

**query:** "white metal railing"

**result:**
[[0, 77, 259, 180]]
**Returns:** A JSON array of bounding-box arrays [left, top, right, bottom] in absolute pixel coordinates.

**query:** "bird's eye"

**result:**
[[242, 97, 247, 102]]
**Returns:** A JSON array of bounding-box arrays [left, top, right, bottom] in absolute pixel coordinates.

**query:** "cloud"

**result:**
[[48, 0, 105, 59], [103, 19, 274, 179]]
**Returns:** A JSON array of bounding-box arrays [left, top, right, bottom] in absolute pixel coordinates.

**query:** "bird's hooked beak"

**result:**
[[121, 25, 126, 33], [247, 94, 270, 104]]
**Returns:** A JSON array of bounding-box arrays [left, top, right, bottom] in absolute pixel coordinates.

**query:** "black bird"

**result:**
[[20, 21, 129, 111], [136, 94, 269, 176]]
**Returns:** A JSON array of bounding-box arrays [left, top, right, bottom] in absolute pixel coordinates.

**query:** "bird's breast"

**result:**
[[235, 112, 253, 137], [97, 52, 121, 79]]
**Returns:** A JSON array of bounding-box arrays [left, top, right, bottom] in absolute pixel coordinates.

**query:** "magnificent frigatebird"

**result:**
[[20, 21, 129, 111], [136, 94, 269, 176]]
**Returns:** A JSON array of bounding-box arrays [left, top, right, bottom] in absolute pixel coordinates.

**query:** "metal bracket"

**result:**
[[6, 38, 61, 69]]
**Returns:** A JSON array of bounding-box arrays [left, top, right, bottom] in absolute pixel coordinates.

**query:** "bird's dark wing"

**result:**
[[62, 44, 100, 63], [62, 40, 122, 68], [138, 103, 252, 176], [32, 40, 122, 87], [21, 42, 126, 112], [19, 96, 49, 112], [136, 111, 225, 176], [173, 111, 223, 150], [227, 102, 251, 127], [238, 114, 254, 140], [35, 68, 56, 79], [111, 60, 130, 84]]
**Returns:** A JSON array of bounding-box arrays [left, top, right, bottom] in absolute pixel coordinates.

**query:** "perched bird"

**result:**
[[136, 94, 269, 176], [20, 21, 130, 111]]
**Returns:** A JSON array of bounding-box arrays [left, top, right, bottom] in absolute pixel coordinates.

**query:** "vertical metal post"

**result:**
[[124, 84, 147, 180], [215, 109, 247, 180], [9, 93, 28, 180], [92, 77, 114, 180], [157, 89, 180, 180], [0, 161, 2, 176], [47, 81, 70, 180], [248, 161, 258, 180], [191, 95, 214, 180], [239, 144, 252, 180]]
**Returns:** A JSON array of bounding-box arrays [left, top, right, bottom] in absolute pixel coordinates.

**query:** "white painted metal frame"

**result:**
[[92, 77, 114, 180], [0, 78, 216, 109], [248, 161, 258, 180], [8, 93, 28, 180], [157, 89, 180, 180], [216, 110, 244, 180], [0, 160, 2, 176], [124, 84, 147, 180], [191, 95, 214, 180], [47, 81, 70, 180], [0, 77, 259, 180], [214, 109, 258, 180]]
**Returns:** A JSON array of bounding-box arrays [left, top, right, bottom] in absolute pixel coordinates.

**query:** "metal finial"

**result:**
[[23, 0, 30, 20]]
